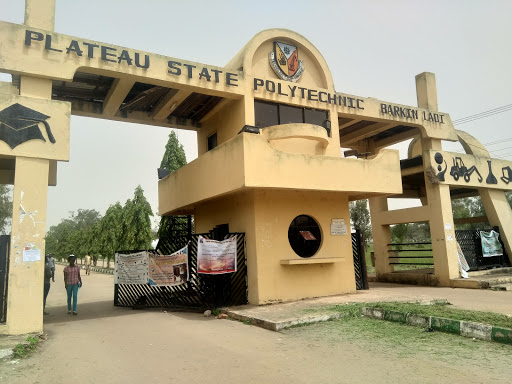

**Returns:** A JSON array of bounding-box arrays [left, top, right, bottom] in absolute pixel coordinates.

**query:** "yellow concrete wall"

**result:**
[[3, 157, 49, 335], [252, 190, 355, 304], [159, 133, 402, 216], [193, 189, 356, 304], [0, 95, 70, 161]]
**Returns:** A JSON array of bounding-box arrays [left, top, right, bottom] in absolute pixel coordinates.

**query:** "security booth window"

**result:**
[[288, 215, 322, 258], [207, 132, 217, 151], [254, 100, 329, 135]]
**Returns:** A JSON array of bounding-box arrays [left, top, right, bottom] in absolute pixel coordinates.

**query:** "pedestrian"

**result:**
[[43, 255, 52, 315], [48, 253, 55, 282], [63, 254, 82, 315], [85, 252, 92, 275]]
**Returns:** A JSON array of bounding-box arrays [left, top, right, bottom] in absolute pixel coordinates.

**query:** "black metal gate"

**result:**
[[114, 233, 247, 309], [455, 227, 510, 271], [0, 235, 10, 323], [352, 230, 368, 290]]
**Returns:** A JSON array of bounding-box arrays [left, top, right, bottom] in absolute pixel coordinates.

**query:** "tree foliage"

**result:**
[[0, 185, 12, 234], [158, 131, 188, 239], [45, 186, 154, 266], [349, 199, 372, 247]]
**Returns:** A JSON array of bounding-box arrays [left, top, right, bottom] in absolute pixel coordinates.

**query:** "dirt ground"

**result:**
[[1, 265, 511, 384]]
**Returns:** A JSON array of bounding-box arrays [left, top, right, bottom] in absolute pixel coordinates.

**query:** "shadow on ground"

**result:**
[[43, 300, 153, 324]]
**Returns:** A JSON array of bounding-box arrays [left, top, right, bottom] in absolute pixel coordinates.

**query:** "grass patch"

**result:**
[[323, 301, 512, 329], [12, 335, 40, 359]]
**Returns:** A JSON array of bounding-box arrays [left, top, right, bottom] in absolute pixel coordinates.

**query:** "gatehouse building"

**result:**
[[0, 0, 511, 335]]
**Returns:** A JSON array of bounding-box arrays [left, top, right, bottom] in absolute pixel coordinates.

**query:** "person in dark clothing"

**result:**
[[43, 255, 52, 315]]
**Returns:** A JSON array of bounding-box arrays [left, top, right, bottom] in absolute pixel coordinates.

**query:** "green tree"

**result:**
[[99, 202, 124, 268], [349, 199, 372, 248], [158, 131, 188, 239], [122, 185, 154, 250], [0, 185, 12, 234]]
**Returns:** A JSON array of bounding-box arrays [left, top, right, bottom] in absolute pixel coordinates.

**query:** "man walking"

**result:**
[[85, 252, 92, 275]]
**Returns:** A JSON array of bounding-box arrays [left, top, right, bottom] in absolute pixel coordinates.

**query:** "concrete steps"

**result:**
[[466, 268, 512, 290]]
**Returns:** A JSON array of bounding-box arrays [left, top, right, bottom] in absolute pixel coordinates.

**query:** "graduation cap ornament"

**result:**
[[0, 103, 56, 149]]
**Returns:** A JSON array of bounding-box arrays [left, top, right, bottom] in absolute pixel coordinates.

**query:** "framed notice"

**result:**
[[197, 235, 237, 274], [114, 251, 149, 284], [148, 245, 189, 286], [331, 218, 347, 235]]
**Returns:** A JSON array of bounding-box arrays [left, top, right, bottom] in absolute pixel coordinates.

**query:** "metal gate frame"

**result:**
[[0, 235, 10, 323], [114, 233, 247, 309], [352, 230, 369, 290]]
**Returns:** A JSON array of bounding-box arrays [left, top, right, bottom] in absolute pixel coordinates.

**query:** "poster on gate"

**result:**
[[480, 230, 503, 257], [114, 251, 149, 284], [197, 235, 237, 274], [148, 245, 189, 286]]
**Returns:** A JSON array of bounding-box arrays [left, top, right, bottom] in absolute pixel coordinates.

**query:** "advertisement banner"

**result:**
[[480, 230, 503, 257], [197, 235, 237, 274], [148, 245, 189, 286], [114, 251, 149, 284]]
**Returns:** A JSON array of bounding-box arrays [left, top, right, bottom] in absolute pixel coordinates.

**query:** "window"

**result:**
[[255, 101, 278, 128], [288, 215, 322, 258], [254, 101, 329, 135], [279, 104, 303, 124], [207, 133, 217, 151]]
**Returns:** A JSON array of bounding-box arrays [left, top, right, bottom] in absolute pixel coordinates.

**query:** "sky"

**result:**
[[1, 0, 512, 230]]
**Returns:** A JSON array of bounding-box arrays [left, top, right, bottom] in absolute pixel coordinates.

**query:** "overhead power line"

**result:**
[[453, 104, 512, 125]]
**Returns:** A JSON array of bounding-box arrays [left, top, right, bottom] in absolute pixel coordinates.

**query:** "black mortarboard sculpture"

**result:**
[[0, 103, 56, 149]]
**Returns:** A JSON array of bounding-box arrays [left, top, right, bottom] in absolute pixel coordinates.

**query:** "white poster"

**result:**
[[114, 251, 149, 284], [197, 235, 237, 274], [148, 245, 189, 286], [480, 230, 503, 257], [23, 248, 40, 262]]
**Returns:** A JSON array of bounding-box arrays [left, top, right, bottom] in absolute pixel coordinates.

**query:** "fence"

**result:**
[[455, 227, 510, 271], [114, 233, 247, 310], [386, 227, 510, 271]]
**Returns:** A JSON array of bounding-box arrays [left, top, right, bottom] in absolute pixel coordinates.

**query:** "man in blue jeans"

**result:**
[[63, 254, 82, 315]]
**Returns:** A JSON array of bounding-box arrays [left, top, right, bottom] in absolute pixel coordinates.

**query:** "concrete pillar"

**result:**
[[24, 0, 56, 31], [417, 73, 459, 284], [368, 197, 393, 276], [6, 157, 50, 334], [2, 0, 55, 334]]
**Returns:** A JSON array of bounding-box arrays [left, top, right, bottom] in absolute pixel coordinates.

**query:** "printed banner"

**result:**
[[114, 251, 149, 284], [148, 245, 189, 286], [480, 230, 503, 257], [197, 235, 237, 274]]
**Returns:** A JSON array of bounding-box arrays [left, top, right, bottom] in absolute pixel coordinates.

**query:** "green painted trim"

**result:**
[[430, 316, 461, 334], [491, 327, 512, 345]]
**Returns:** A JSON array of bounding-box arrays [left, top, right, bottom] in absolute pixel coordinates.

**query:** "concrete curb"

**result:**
[[225, 306, 512, 345], [224, 310, 345, 332], [363, 307, 512, 345]]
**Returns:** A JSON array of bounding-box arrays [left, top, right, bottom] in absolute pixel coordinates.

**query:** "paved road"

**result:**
[[1, 265, 511, 384]]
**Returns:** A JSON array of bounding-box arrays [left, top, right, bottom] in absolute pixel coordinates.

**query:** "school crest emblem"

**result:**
[[269, 41, 304, 82]]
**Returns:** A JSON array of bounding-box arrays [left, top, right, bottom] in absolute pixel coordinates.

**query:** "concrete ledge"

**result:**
[[224, 305, 512, 346], [406, 313, 430, 328], [224, 309, 345, 332], [460, 321, 492, 341], [364, 307, 512, 345]]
